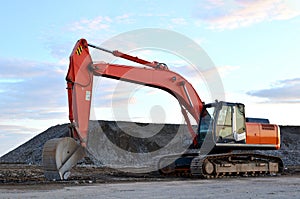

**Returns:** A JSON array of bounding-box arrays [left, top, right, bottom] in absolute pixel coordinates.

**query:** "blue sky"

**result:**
[[0, 0, 300, 156]]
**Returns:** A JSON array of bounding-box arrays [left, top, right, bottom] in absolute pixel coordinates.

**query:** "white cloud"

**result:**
[[194, 0, 300, 30], [0, 125, 39, 135], [247, 77, 300, 103], [115, 14, 134, 24], [0, 58, 67, 124], [68, 16, 112, 32], [138, 13, 169, 17], [217, 65, 240, 78], [66, 14, 136, 35], [171, 18, 188, 25], [0, 58, 47, 78], [207, 0, 225, 7]]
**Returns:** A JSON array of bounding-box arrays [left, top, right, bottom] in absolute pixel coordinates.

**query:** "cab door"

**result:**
[[216, 103, 246, 143]]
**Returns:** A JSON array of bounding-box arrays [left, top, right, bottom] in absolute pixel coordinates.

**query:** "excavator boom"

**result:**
[[66, 38, 203, 146]]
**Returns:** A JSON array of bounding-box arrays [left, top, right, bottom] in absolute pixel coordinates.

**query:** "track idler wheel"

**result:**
[[42, 137, 86, 180], [203, 160, 214, 175]]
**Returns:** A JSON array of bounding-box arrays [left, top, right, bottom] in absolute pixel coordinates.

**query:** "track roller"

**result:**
[[42, 137, 86, 180]]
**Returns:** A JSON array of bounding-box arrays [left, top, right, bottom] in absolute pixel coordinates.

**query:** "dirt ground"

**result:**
[[0, 164, 299, 184], [0, 173, 299, 199], [0, 164, 299, 198]]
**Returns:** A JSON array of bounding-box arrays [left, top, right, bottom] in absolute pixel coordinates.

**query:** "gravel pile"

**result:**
[[0, 122, 299, 167]]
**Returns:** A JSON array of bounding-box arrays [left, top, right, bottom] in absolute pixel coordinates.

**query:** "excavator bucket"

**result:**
[[42, 137, 86, 180]]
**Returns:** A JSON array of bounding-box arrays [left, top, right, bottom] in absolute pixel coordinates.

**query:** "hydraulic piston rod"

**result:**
[[88, 43, 168, 70]]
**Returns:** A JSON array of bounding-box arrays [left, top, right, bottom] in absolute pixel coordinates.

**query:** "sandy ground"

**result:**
[[0, 176, 299, 199]]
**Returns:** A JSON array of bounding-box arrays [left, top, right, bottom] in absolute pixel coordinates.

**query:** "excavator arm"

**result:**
[[42, 38, 204, 180], [66, 38, 204, 146]]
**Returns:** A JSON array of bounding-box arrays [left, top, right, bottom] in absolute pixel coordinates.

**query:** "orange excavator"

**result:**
[[42, 38, 283, 180]]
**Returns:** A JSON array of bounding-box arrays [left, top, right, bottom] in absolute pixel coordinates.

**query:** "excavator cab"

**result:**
[[197, 101, 247, 151], [197, 100, 280, 152]]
